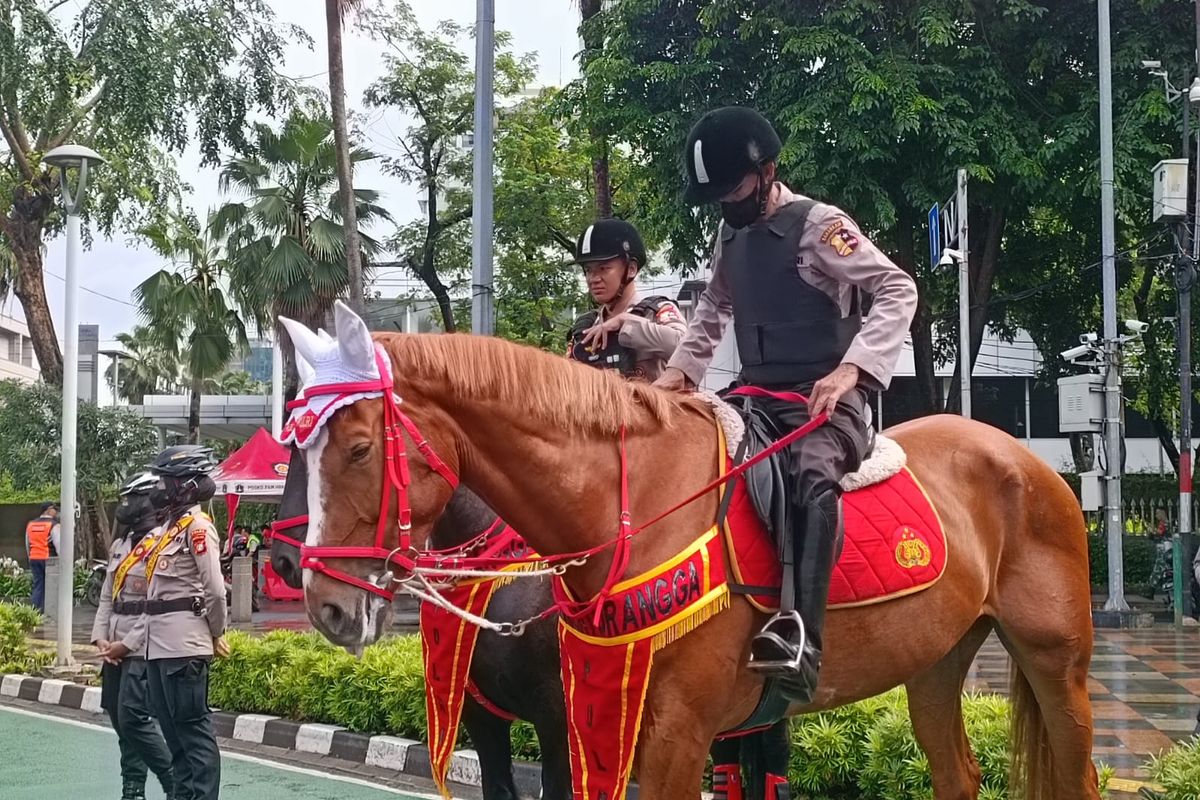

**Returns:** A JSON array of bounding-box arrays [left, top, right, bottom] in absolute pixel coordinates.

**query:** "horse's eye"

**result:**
[[350, 443, 371, 462]]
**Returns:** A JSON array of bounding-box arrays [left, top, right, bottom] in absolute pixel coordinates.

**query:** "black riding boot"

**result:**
[[749, 488, 841, 701], [120, 782, 146, 800]]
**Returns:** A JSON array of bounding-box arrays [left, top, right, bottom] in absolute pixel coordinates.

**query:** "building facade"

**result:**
[[0, 315, 38, 384]]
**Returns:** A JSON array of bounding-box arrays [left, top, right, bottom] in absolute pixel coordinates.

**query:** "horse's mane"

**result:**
[[377, 332, 709, 436]]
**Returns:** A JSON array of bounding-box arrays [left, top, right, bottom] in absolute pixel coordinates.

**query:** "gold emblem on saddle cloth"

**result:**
[[894, 527, 932, 569]]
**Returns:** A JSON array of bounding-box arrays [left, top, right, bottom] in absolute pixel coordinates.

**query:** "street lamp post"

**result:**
[[44, 144, 105, 667], [98, 348, 127, 408]]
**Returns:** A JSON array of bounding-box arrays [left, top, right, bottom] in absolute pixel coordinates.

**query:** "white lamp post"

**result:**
[[44, 144, 105, 666]]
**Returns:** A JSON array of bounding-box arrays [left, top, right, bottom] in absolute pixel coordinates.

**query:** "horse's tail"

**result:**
[[1009, 663, 1054, 800]]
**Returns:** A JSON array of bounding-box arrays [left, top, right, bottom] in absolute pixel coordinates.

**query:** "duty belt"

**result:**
[[112, 597, 205, 616]]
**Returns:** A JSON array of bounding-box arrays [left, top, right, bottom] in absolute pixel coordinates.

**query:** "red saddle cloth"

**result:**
[[722, 461, 947, 612]]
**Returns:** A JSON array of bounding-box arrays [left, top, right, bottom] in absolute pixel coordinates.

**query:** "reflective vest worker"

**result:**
[[25, 502, 60, 612]]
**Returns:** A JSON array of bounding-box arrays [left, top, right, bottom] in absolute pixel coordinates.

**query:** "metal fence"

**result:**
[[1085, 496, 1197, 536]]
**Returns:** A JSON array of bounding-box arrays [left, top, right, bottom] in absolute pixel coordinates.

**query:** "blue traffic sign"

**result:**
[[928, 203, 940, 269]]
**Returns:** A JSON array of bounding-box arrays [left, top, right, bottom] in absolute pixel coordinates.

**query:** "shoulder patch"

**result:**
[[819, 217, 860, 257], [190, 527, 207, 555], [655, 303, 684, 325]]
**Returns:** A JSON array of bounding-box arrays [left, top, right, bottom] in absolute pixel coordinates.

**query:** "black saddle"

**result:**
[[728, 394, 875, 542]]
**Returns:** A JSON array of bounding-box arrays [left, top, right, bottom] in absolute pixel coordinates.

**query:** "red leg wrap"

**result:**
[[764, 773, 790, 800], [712, 764, 743, 800]]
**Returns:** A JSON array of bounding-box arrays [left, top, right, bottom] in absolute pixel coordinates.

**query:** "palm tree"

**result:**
[[205, 370, 269, 396], [104, 325, 182, 404], [326, 0, 367, 314], [209, 109, 390, 389], [136, 211, 250, 443]]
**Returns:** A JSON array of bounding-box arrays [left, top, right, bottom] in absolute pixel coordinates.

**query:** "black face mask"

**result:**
[[116, 494, 161, 534], [720, 170, 769, 229], [149, 488, 172, 510]]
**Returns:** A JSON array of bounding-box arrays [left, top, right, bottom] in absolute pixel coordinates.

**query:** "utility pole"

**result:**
[[1179, 0, 1200, 625], [470, 0, 495, 335], [1098, 0, 1129, 615], [956, 169, 971, 419]]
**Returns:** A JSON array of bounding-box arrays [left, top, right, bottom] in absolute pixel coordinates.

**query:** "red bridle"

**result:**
[[278, 347, 461, 599]]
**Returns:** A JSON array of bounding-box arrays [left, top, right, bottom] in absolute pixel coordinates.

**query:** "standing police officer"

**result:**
[[656, 107, 917, 699], [106, 445, 227, 800], [566, 217, 687, 382], [93, 472, 176, 800]]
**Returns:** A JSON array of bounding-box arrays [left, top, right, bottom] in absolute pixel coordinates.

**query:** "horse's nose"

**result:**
[[319, 602, 356, 641]]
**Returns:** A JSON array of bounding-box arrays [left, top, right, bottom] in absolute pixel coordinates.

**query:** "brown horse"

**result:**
[[289, 305, 1099, 800]]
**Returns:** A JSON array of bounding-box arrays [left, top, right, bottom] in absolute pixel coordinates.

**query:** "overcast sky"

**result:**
[[18, 0, 581, 363]]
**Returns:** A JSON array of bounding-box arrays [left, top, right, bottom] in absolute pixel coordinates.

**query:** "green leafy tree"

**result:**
[[583, 0, 1194, 421], [0, 0, 305, 386], [210, 108, 390, 388], [361, 0, 535, 332], [207, 370, 269, 396], [492, 89, 607, 349], [0, 380, 158, 556], [136, 211, 250, 443]]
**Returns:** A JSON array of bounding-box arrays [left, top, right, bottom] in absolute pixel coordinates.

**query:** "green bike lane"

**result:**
[[0, 704, 440, 800]]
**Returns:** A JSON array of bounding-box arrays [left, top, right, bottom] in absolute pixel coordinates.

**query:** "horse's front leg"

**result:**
[[461, 697, 519, 800]]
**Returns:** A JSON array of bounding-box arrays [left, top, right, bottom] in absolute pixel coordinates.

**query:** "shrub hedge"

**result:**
[[0, 602, 51, 673], [201, 629, 1133, 798]]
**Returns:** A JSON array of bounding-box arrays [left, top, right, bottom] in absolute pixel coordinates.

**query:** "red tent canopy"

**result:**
[[214, 427, 302, 601], [213, 427, 290, 499]]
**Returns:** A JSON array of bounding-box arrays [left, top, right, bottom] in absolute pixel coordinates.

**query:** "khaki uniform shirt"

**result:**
[[126, 507, 227, 660], [90, 530, 159, 657], [667, 184, 918, 390]]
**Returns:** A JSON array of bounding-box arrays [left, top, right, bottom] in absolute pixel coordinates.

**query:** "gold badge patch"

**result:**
[[894, 527, 932, 569], [820, 218, 860, 257]]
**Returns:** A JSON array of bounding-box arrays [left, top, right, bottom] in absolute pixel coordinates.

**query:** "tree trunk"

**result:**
[[579, 0, 611, 218], [892, 206, 940, 413], [1157, 420, 1181, 474], [326, 0, 364, 314], [188, 375, 202, 443], [4, 178, 63, 385]]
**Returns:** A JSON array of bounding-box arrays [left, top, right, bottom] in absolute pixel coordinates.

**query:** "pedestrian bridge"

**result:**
[[130, 394, 276, 441]]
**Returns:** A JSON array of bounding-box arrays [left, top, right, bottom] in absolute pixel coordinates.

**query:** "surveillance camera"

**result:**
[[1142, 59, 1163, 69], [1079, 332, 1098, 344], [937, 248, 964, 267], [1061, 344, 1093, 362], [1125, 319, 1149, 334]]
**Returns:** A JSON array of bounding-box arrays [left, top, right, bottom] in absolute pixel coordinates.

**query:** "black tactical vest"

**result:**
[[720, 200, 861, 386], [567, 296, 672, 378]]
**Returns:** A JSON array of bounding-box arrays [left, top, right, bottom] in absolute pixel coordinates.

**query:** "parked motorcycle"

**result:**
[[84, 559, 106, 607]]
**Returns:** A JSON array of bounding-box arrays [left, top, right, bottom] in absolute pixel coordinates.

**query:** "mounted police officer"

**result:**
[[92, 472, 175, 800], [566, 217, 687, 382], [655, 107, 918, 701], [107, 445, 227, 800]]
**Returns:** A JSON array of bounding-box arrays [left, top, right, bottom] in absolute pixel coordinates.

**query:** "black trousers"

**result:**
[[100, 659, 173, 791], [147, 657, 220, 800], [755, 388, 869, 506], [753, 387, 869, 655]]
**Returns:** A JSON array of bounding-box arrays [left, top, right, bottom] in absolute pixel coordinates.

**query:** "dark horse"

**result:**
[[270, 446, 571, 800], [271, 446, 788, 800]]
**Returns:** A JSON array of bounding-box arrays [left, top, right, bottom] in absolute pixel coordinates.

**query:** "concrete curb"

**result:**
[[0, 673, 546, 797]]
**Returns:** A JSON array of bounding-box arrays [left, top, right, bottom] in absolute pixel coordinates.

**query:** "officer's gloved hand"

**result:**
[[213, 636, 231, 658]]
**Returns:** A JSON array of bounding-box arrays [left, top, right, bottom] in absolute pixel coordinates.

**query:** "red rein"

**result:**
[[282, 353, 827, 617]]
